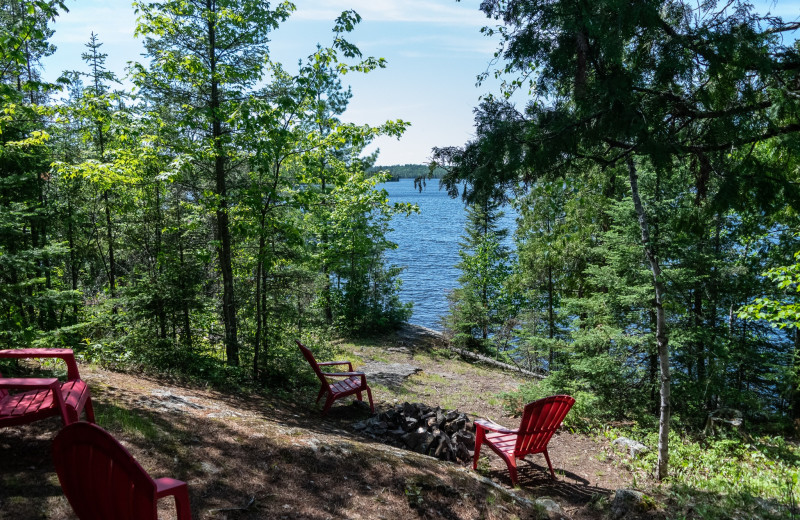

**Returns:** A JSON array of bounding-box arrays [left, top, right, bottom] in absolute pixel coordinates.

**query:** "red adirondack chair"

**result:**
[[53, 421, 192, 520], [0, 348, 95, 427], [296, 340, 374, 415], [473, 395, 575, 485]]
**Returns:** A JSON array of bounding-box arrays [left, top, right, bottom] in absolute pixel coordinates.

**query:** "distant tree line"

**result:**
[[369, 163, 446, 180], [0, 0, 414, 386]]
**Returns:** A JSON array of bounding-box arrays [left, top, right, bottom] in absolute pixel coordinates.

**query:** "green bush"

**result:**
[[624, 430, 800, 519], [501, 372, 606, 432]]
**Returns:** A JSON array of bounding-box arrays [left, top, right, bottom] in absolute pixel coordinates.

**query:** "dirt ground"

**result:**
[[0, 327, 662, 520]]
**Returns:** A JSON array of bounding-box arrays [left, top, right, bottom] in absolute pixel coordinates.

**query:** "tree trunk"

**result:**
[[254, 254, 262, 380], [792, 328, 800, 429], [254, 209, 267, 381], [694, 287, 706, 394], [261, 247, 269, 366], [154, 183, 166, 340], [693, 154, 710, 406], [648, 310, 659, 413], [38, 181, 56, 329], [67, 195, 79, 322], [320, 176, 333, 326], [104, 190, 116, 311], [208, 8, 238, 366], [627, 157, 670, 480], [179, 238, 193, 350], [547, 262, 555, 367]]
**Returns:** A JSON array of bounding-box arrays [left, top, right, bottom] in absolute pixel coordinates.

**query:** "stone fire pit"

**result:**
[[353, 402, 476, 463]]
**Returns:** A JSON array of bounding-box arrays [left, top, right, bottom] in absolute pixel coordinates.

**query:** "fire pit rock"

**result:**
[[353, 402, 475, 463]]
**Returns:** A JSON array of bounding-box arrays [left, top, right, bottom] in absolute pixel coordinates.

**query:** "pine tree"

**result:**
[[0, 0, 71, 346], [445, 197, 513, 353]]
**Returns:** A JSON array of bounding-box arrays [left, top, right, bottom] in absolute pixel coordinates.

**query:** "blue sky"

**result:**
[[42, 0, 800, 166]]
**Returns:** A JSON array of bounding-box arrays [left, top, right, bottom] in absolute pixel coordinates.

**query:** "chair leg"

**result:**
[[321, 394, 335, 415], [84, 398, 96, 423], [356, 390, 363, 402], [365, 386, 374, 413], [173, 488, 192, 520], [504, 456, 519, 487], [316, 385, 327, 404], [543, 449, 556, 479], [473, 427, 485, 470]]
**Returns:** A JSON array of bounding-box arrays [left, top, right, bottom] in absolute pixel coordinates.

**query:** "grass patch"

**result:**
[[94, 401, 160, 441], [440, 391, 479, 411], [414, 347, 455, 362], [417, 372, 448, 385], [608, 428, 800, 519]]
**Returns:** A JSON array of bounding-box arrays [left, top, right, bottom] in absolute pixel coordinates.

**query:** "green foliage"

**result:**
[[627, 430, 800, 519], [444, 197, 515, 352], [403, 479, 424, 508], [313, 166, 413, 335], [368, 163, 446, 180], [0, 1, 77, 349], [739, 250, 800, 329], [502, 375, 606, 432], [0, 2, 418, 391]]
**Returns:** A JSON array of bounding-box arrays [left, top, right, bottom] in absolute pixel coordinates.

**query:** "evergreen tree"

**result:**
[[0, 0, 72, 346], [445, 197, 513, 353], [80, 33, 122, 318]]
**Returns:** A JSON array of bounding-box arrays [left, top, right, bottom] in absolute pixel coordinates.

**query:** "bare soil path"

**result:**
[[0, 326, 660, 519]]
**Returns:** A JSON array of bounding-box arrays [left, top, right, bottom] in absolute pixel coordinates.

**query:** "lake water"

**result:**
[[382, 178, 516, 331]]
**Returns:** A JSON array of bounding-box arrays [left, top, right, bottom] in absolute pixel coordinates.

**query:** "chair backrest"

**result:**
[[295, 341, 330, 390], [514, 395, 575, 457], [53, 422, 158, 520]]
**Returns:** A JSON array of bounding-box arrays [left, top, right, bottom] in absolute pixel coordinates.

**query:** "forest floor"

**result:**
[[0, 325, 762, 520]]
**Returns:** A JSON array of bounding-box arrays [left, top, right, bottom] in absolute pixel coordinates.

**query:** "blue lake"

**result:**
[[382, 178, 516, 331]]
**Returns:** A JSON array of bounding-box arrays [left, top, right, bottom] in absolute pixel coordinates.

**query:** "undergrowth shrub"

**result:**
[[77, 336, 250, 389], [501, 372, 606, 432], [623, 429, 800, 519]]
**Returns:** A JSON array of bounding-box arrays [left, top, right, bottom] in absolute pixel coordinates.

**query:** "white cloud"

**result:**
[[359, 33, 496, 57], [292, 0, 488, 26]]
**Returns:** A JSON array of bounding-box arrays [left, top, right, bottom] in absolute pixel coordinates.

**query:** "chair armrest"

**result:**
[[318, 360, 354, 371], [155, 477, 188, 497], [0, 349, 81, 381], [0, 377, 60, 390], [475, 418, 518, 434], [155, 478, 192, 520]]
